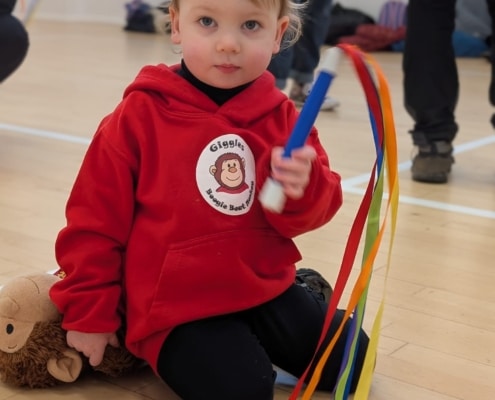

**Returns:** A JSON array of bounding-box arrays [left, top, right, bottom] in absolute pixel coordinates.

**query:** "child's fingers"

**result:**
[[290, 146, 317, 163], [269, 146, 316, 199]]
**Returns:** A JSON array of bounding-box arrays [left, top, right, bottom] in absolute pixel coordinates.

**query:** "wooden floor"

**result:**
[[1, 20, 494, 400]]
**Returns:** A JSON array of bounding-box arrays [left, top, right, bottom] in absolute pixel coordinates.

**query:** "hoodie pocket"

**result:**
[[147, 229, 301, 328]]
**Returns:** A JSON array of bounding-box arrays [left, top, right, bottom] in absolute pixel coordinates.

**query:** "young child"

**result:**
[[49, 0, 369, 398]]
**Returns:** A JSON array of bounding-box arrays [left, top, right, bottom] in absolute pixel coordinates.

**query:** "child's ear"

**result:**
[[273, 16, 290, 54], [169, 7, 181, 44]]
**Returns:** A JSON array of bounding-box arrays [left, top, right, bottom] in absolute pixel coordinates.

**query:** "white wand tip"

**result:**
[[320, 47, 342, 75], [259, 178, 285, 213]]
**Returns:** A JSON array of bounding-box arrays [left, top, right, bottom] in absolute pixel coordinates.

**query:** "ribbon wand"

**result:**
[[259, 47, 342, 213]]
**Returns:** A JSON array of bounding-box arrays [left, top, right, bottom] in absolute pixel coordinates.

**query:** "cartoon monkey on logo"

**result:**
[[209, 152, 249, 194]]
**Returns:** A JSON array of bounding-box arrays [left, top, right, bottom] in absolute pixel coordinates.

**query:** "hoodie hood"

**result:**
[[123, 63, 290, 128]]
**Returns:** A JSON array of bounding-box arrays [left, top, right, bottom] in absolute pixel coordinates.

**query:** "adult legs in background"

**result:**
[[403, 0, 457, 183], [0, 9, 29, 82], [268, 0, 339, 110], [268, 40, 293, 90], [289, 0, 333, 86]]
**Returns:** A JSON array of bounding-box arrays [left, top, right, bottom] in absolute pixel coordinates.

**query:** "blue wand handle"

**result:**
[[259, 47, 342, 212], [283, 71, 334, 157]]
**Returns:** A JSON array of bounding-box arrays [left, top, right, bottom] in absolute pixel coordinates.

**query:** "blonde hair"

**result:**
[[164, 0, 304, 48]]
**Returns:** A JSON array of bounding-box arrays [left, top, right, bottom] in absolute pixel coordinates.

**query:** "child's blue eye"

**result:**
[[244, 20, 260, 31], [199, 17, 214, 27]]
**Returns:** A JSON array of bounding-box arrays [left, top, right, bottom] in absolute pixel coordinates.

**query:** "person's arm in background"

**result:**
[[0, 0, 29, 82]]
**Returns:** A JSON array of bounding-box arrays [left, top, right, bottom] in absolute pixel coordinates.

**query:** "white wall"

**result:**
[[20, 0, 163, 25], [21, 0, 403, 25]]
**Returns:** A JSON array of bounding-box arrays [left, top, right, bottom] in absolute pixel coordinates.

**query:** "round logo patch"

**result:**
[[196, 134, 256, 215]]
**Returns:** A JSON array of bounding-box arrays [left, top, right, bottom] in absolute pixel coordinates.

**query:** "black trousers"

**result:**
[[0, 13, 29, 83], [267, 0, 333, 89], [403, 0, 495, 145], [157, 284, 369, 400]]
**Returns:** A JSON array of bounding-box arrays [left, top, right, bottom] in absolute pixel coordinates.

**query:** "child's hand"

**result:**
[[66, 330, 120, 367], [270, 145, 317, 200]]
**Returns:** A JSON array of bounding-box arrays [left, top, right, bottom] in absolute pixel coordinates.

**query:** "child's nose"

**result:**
[[216, 32, 241, 53]]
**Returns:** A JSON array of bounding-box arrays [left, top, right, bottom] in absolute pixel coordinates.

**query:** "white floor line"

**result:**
[[343, 186, 495, 220], [342, 135, 495, 187], [1, 122, 494, 219], [0, 122, 91, 145], [340, 135, 495, 219]]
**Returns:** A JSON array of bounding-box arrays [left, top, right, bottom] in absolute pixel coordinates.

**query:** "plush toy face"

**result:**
[[0, 273, 139, 388], [0, 316, 37, 354], [0, 274, 84, 387], [0, 274, 61, 353]]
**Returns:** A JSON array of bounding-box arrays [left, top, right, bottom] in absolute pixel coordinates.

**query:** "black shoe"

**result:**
[[295, 268, 333, 303]]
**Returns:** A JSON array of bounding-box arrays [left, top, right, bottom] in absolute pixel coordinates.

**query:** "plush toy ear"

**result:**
[[46, 349, 83, 383]]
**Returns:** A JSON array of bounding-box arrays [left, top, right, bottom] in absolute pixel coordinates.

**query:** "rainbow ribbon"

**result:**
[[288, 44, 399, 399]]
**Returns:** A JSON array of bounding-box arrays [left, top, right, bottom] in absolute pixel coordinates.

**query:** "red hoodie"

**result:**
[[49, 64, 343, 371]]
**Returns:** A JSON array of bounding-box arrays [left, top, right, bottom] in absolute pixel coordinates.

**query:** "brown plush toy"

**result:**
[[0, 274, 140, 388]]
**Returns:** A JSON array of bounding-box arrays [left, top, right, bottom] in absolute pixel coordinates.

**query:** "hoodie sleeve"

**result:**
[[49, 109, 138, 334], [262, 127, 343, 238]]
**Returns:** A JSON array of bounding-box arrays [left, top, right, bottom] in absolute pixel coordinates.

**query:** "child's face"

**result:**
[[170, 0, 289, 89]]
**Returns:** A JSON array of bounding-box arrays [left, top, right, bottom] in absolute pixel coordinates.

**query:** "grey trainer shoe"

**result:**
[[289, 82, 340, 111], [295, 268, 333, 303], [411, 140, 455, 183]]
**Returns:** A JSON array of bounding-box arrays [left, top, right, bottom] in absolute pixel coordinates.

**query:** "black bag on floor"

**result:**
[[325, 2, 375, 45], [124, 0, 156, 33]]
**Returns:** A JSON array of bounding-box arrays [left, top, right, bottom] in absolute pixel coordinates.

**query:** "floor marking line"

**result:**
[[342, 135, 495, 187], [343, 186, 495, 219], [2, 121, 494, 219], [0, 122, 91, 145]]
